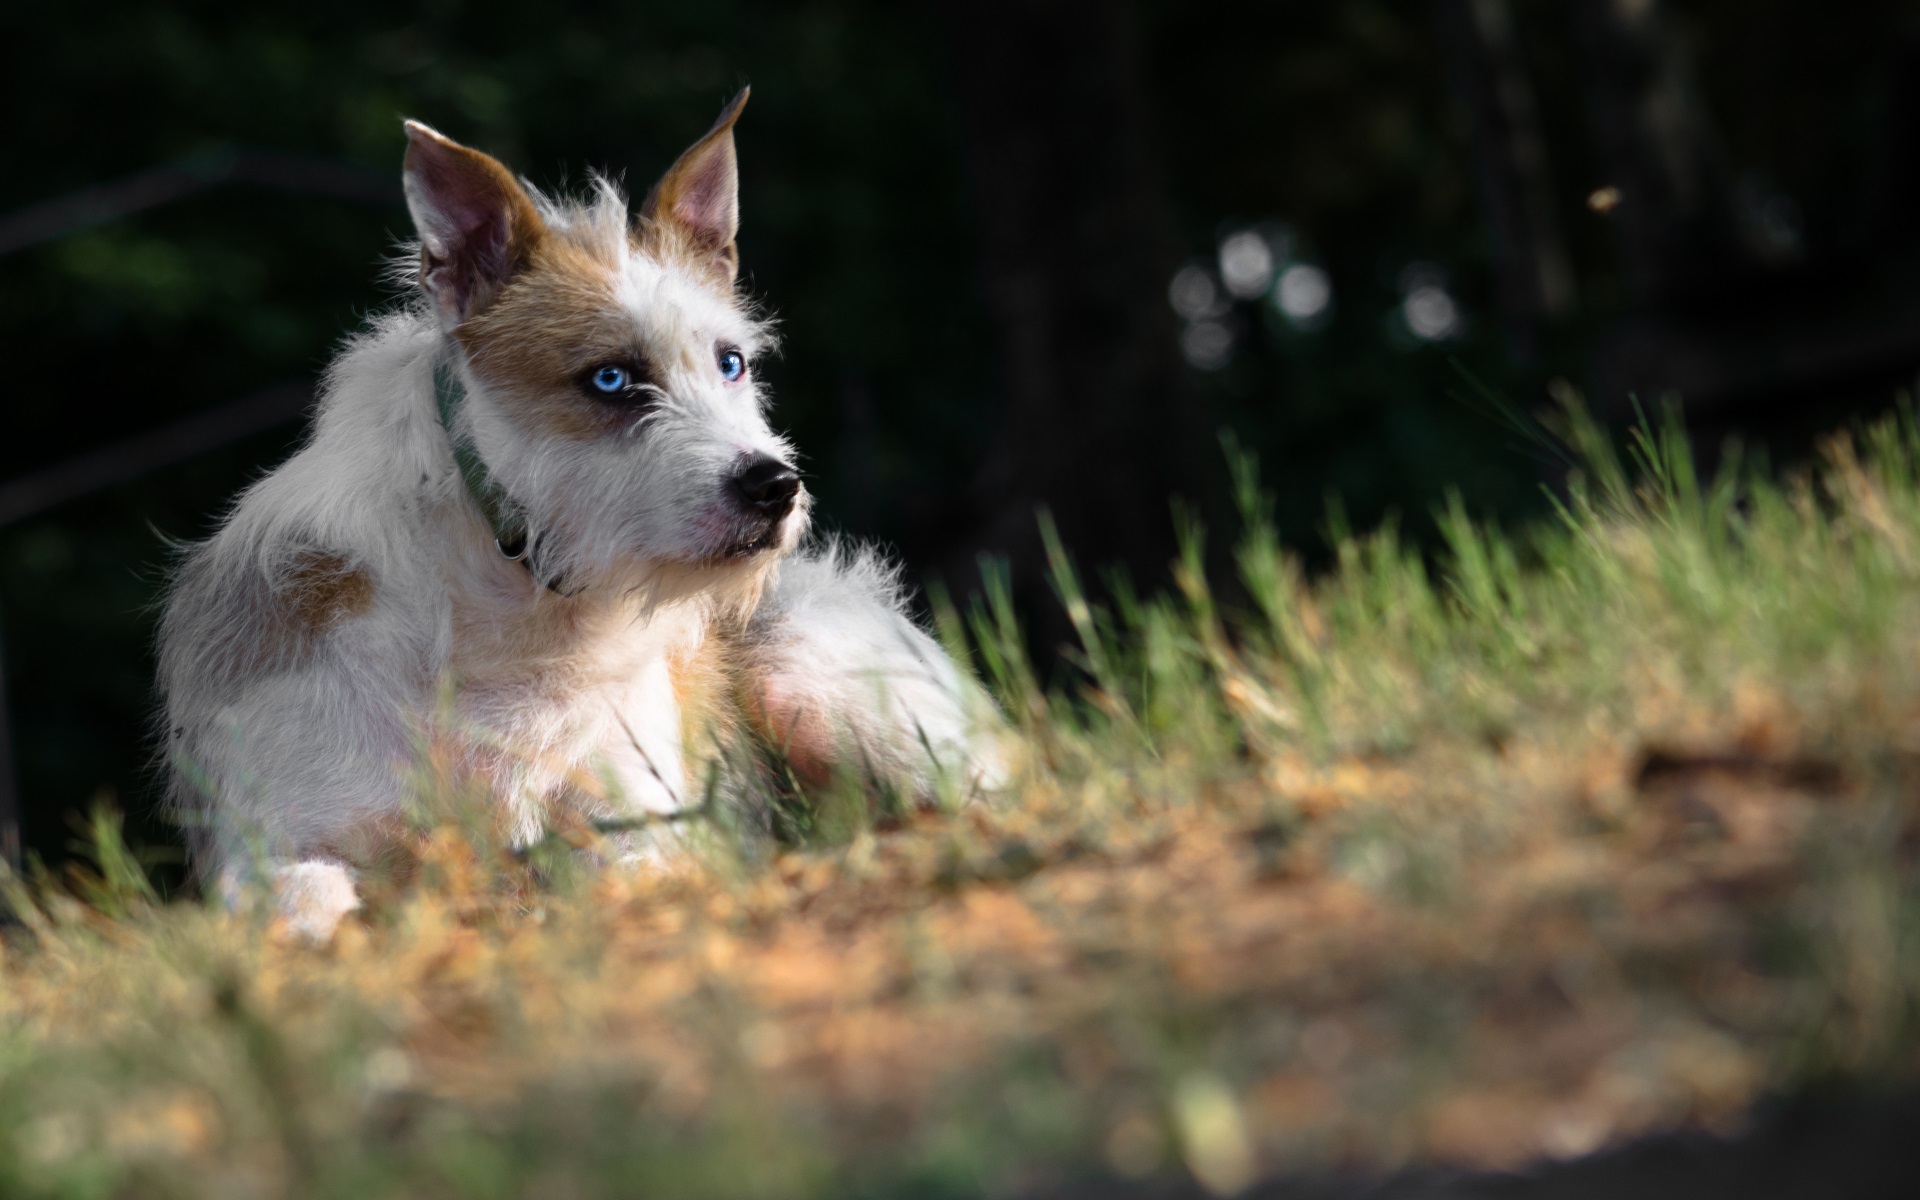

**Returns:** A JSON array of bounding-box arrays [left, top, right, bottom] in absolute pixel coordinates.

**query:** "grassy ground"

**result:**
[[4, 402, 1920, 1199]]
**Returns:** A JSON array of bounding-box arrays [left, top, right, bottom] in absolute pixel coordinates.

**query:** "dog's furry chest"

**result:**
[[440, 593, 737, 839]]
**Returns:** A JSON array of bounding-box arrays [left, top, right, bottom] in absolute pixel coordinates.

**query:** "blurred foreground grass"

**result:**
[[4, 404, 1920, 1198]]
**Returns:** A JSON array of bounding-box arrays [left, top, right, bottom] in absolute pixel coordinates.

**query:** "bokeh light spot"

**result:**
[[1181, 320, 1234, 370], [1169, 265, 1227, 321], [1274, 263, 1332, 326], [1403, 285, 1461, 341], [1218, 230, 1275, 299]]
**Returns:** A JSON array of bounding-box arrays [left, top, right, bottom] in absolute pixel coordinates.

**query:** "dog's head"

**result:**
[[401, 89, 807, 600]]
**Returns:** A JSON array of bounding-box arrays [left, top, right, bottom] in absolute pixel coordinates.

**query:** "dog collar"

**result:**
[[434, 364, 538, 572]]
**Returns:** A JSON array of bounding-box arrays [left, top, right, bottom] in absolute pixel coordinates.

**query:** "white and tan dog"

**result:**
[[158, 90, 1002, 938]]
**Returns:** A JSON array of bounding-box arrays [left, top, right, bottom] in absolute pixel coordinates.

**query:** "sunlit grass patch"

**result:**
[[4, 401, 1920, 1197]]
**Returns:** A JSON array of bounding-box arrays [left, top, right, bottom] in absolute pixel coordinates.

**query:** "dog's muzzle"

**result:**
[[715, 453, 802, 558], [731, 454, 801, 522]]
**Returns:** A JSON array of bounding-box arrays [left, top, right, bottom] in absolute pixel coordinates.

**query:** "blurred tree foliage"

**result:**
[[2, 0, 1918, 865]]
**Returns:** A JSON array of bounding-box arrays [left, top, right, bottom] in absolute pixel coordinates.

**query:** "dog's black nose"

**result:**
[[732, 454, 801, 517]]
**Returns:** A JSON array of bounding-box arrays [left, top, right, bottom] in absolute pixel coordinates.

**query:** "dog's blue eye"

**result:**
[[591, 365, 628, 393], [717, 346, 746, 382]]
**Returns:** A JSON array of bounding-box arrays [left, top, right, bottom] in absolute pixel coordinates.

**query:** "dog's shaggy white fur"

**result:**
[[157, 91, 1003, 938]]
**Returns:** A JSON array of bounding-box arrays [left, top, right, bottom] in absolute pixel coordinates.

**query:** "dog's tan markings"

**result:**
[[638, 86, 748, 287], [442, 97, 763, 444], [285, 550, 376, 631], [671, 628, 744, 763], [206, 550, 374, 680], [740, 675, 835, 790], [457, 237, 642, 444]]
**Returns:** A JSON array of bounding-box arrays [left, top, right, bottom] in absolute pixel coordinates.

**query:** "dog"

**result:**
[[157, 89, 1004, 939]]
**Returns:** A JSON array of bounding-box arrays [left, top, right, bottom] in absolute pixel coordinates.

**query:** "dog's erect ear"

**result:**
[[402, 121, 546, 324], [641, 88, 748, 284]]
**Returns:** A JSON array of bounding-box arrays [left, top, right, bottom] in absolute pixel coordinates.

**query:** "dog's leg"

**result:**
[[175, 672, 406, 941], [597, 656, 702, 863], [744, 546, 1007, 802], [163, 540, 419, 933]]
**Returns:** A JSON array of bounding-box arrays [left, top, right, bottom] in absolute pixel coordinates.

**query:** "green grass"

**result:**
[[4, 400, 1920, 1198]]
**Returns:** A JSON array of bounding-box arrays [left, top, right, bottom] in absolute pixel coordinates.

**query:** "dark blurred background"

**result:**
[[4, 0, 1920, 873]]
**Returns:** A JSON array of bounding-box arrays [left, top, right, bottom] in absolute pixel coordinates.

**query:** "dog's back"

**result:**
[[159, 313, 449, 869]]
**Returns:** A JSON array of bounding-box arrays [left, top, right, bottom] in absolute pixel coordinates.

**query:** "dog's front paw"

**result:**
[[268, 861, 361, 943], [960, 725, 1016, 799]]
